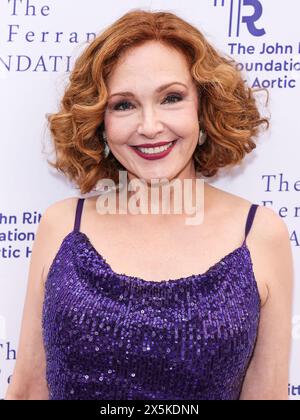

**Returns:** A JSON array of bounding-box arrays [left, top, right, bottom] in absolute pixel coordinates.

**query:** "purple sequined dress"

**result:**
[[42, 198, 260, 400]]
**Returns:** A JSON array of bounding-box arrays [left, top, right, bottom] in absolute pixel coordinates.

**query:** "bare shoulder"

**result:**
[[222, 185, 290, 237], [206, 184, 290, 235], [205, 183, 253, 215], [39, 196, 81, 284], [252, 205, 293, 273], [248, 204, 293, 305], [251, 204, 290, 241], [42, 196, 79, 227], [39, 196, 79, 247]]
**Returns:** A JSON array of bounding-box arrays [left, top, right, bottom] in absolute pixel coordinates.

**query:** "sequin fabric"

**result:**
[[42, 199, 261, 400]]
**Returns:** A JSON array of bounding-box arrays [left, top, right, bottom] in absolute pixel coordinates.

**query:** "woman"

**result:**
[[5, 10, 293, 400]]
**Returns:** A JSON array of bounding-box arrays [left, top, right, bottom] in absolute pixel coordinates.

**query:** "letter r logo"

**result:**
[[223, 0, 266, 37], [242, 0, 266, 36]]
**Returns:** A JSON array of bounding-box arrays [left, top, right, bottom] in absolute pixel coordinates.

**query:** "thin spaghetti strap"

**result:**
[[73, 198, 85, 232], [243, 204, 259, 245]]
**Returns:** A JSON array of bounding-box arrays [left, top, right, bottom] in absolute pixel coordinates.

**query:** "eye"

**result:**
[[113, 100, 134, 112], [163, 94, 183, 104], [112, 93, 183, 112]]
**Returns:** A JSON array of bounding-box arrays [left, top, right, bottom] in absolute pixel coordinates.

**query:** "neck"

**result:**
[[116, 167, 205, 220]]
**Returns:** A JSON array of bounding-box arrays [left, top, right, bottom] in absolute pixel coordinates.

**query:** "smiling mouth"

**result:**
[[131, 139, 178, 154], [129, 139, 178, 161]]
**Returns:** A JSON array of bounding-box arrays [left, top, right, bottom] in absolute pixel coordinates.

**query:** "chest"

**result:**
[[84, 214, 243, 282]]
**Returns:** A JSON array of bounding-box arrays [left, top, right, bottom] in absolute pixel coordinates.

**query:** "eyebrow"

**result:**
[[107, 82, 188, 99]]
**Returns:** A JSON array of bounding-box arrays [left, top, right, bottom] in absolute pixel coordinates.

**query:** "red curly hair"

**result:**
[[46, 9, 270, 194]]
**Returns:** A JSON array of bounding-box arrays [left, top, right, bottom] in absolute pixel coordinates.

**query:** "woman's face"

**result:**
[[104, 40, 200, 185]]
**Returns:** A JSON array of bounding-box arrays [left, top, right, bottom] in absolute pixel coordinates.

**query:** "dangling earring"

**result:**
[[198, 122, 207, 146], [102, 130, 110, 158]]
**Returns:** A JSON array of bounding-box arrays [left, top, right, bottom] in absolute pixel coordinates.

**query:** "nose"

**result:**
[[136, 108, 164, 139]]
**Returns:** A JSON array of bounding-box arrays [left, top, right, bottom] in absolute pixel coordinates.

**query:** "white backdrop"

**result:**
[[0, 0, 299, 400]]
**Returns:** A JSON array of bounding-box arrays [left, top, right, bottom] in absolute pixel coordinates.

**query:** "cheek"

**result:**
[[104, 124, 129, 147], [173, 108, 199, 134], [104, 114, 135, 145], [177, 123, 199, 143]]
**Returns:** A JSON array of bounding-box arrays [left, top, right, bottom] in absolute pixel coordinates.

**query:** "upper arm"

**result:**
[[240, 206, 294, 400], [5, 197, 77, 400]]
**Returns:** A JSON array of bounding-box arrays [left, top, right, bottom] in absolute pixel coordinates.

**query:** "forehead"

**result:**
[[107, 41, 192, 88]]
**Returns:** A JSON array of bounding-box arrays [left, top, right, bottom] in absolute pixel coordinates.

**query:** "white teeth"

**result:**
[[137, 142, 173, 154]]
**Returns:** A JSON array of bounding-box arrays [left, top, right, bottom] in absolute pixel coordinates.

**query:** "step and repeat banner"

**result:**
[[0, 0, 299, 400]]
